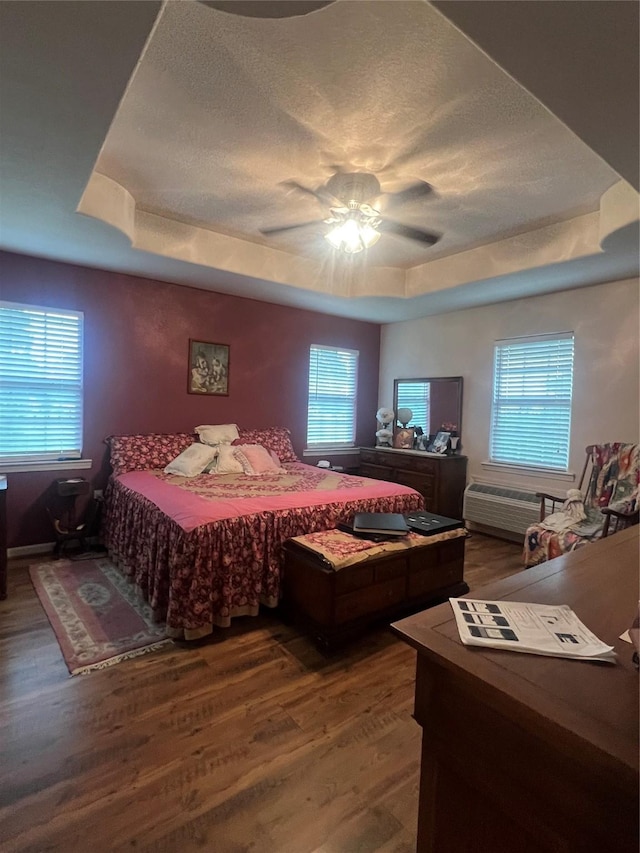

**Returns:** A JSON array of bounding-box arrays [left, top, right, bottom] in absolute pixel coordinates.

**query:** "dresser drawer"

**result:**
[[407, 538, 465, 598], [335, 563, 374, 594], [395, 470, 434, 499], [362, 449, 435, 475], [407, 561, 462, 598], [335, 577, 406, 624], [363, 449, 399, 467], [360, 463, 395, 481], [410, 456, 438, 475], [373, 555, 406, 582]]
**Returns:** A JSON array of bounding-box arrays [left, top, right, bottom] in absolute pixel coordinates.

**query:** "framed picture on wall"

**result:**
[[188, 340, 230, 396], [393, 427, 415, 450]]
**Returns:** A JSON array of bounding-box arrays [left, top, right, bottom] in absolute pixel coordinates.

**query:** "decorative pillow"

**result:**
[[214, 444, 244, 475], [233, 444, 283, 476], [195, 424, 239, 446], [235, 427, 298, 462], [106, 433, 197, 476], [164, 443, 218, 477], [203, 456, 219, 474], [269, 449, 281, 467]]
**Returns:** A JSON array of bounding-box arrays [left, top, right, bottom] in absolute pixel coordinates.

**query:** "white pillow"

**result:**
[[214, 444, 244, 475], [195, 423, 239, 446], [203, 456, 219, 473], [164, 443, 218, 477]]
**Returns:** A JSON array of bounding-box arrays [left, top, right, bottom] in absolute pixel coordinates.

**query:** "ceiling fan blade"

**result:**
[[379, 219, 440, 246], [280, 180, 341, 207], [260, 219, 326, 236], [383, 181, 435, 211]]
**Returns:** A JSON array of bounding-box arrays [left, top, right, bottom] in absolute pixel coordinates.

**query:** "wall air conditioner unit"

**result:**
[[463, 483, 541, 536]]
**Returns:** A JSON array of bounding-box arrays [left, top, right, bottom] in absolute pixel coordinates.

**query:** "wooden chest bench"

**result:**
[[282, 527, 468, 651]]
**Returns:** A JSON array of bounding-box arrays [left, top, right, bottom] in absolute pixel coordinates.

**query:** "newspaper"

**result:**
[[450, 598, 616, 663]]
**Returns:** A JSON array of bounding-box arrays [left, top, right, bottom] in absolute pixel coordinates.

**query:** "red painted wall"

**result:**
[[1, 251, 381, 548]]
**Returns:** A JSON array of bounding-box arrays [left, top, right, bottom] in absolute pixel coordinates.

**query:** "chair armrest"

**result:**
[[535, 492, 566, 522], [600, 506, 639, 518], [535, 492, 565, 503], [601, 506, 639, 537]]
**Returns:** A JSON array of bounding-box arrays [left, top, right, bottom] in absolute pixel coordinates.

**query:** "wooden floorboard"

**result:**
[[0, 532, 522, 853]]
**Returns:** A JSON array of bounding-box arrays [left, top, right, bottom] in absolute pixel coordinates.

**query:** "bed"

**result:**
[[103, 429, 424, 639]]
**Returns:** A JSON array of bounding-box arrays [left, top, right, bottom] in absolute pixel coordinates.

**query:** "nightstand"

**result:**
[[48, 478, 91, 558]]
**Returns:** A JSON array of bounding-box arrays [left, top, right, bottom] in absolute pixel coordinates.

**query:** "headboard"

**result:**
[[106, 427, 298, 475]]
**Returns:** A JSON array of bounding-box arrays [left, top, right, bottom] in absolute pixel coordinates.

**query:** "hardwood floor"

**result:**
[[0, 533, 522, 853]]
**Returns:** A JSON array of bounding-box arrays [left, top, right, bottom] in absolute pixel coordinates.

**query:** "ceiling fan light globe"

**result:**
[[325, 223, 347, 250], [359, 223, 381, 249], [342, 219, 363, 252], [325, 218, 381, 254], [325, 219, 359, 253]]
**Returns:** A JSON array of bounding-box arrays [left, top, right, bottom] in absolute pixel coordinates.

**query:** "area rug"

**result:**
[[30, 557, 172, 675]]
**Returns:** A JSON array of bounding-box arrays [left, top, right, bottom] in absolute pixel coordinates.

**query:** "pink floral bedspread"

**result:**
[[103, 462, 423, 639]]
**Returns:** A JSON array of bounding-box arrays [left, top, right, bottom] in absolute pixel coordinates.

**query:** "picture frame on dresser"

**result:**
[[428, 431, 450, 454], [393, 427, 415, 449]]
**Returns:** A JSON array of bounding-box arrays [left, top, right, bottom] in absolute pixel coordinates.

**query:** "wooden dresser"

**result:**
[[359, 447, 467, 518], [392, 527, 639, 853]]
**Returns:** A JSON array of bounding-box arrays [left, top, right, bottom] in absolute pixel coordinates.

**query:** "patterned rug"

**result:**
[[30, 557, 172, 675]]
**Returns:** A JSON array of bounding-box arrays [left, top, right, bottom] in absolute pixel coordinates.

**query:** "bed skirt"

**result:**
[[103, 476, 423, 639]]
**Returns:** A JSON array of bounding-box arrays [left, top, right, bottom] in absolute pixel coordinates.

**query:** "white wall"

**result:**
[[379, 278, 639, 495]]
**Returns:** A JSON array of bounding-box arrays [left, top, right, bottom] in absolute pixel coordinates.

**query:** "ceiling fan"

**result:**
[[260, 172, 440, 255]]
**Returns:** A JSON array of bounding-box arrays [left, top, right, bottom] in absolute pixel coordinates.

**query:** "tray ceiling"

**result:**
[[1, 0, 638, 321]]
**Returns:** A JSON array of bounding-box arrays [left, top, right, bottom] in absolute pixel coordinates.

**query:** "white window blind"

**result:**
[[0, 301, 84, 462], [307, 344, 359, 447], [396, 381, 430, 432], [490, 333, 574, 470]]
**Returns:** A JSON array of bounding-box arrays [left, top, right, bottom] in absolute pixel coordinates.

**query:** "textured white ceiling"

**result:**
[[1, 0, 638, 321], [94, 0, 617, 269]]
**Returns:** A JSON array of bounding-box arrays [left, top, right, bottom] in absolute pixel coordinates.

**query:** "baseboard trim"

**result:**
[[466, 521, 524, 544], [8, 536, 100, 559], [8, 542, 56, 558]]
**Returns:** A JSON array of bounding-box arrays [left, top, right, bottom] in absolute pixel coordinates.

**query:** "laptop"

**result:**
[[404, 511, 464, 536], [337, 522, 398, 542], [352, 512, 410, 536]]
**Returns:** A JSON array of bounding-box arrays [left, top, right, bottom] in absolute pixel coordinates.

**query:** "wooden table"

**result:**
[[392, 527, 639, 853]]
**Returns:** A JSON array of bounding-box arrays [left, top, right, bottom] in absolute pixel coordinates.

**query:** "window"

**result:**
[[307, 344, 359, 448], [396, 380, 430, 432], [0, 301, 84, 463], [490, 333, 574, 470]]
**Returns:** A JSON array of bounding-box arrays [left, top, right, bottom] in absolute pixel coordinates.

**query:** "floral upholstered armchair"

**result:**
[[524, 443, 639, 568]]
